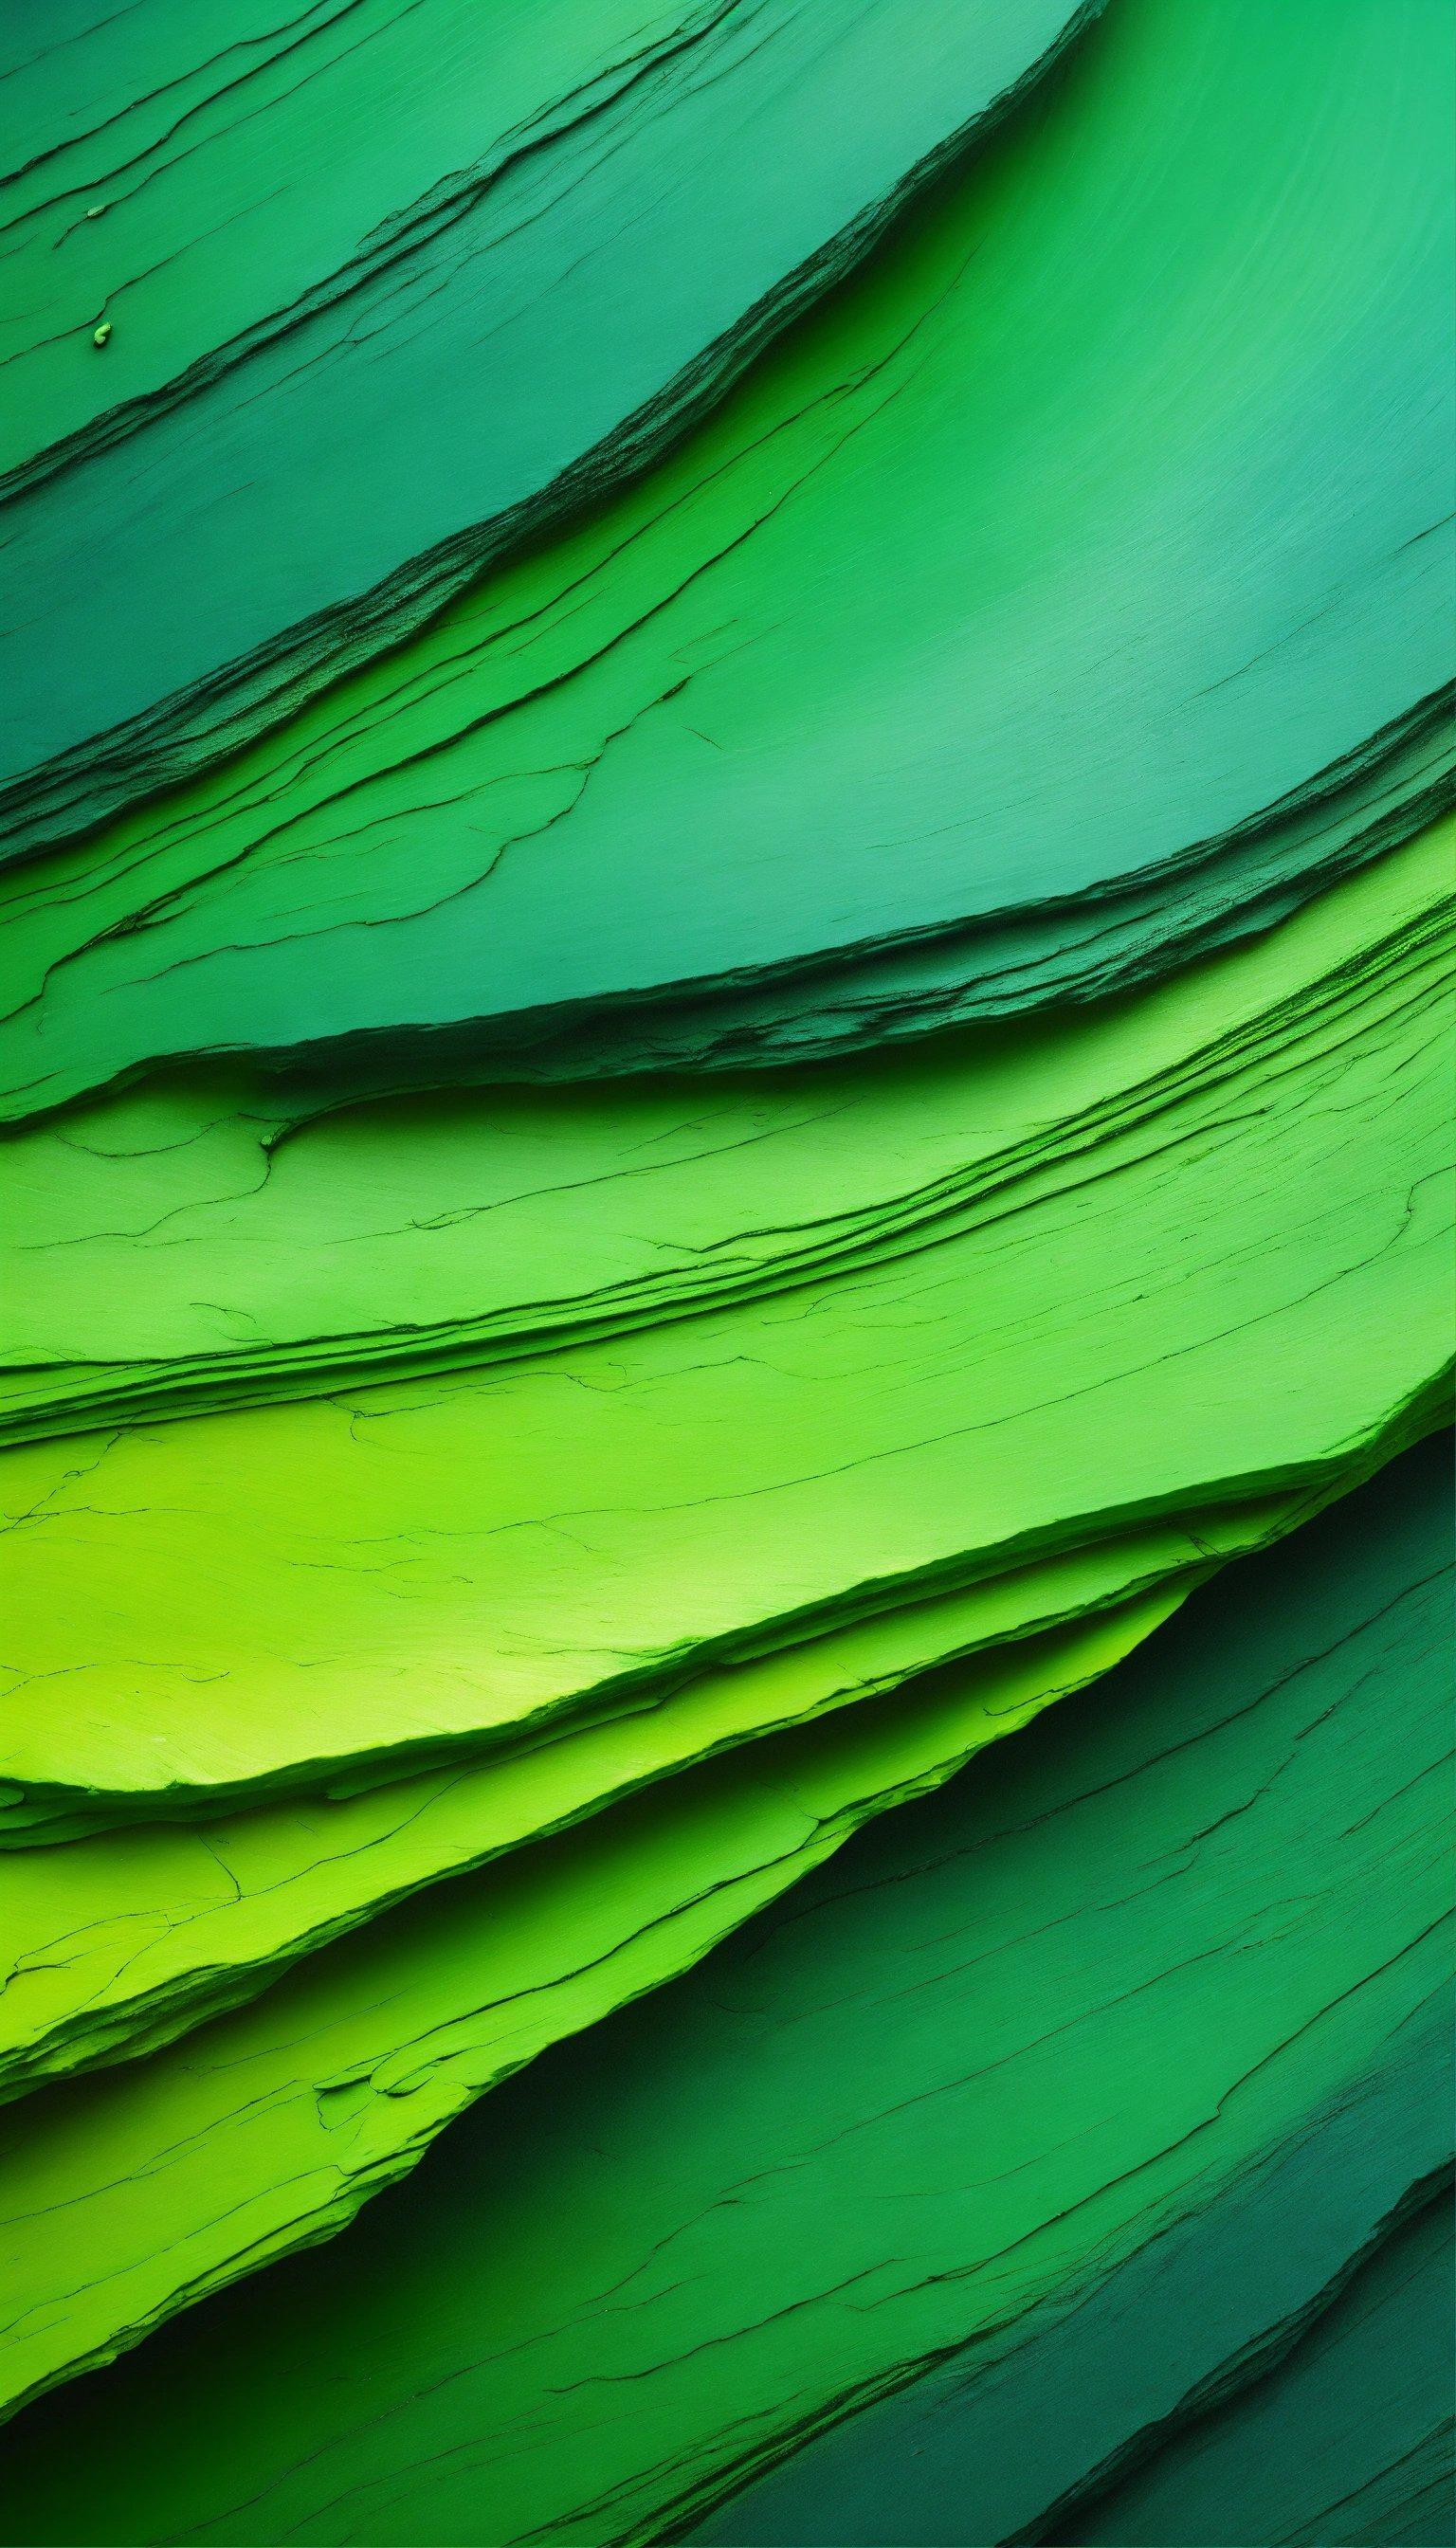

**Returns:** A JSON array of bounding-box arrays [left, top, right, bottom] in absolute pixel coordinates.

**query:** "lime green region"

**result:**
[[3, 817, 1449, 1440], [0, 845, 1448, 1824], [0, 1445, 1446, 2542], [0, 0, 1449, 1107], [0, 1490, 1325, 2096], [0, 1586, 1173, 2418]]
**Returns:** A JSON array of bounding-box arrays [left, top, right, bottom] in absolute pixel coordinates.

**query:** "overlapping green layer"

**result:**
[[1051, 2197, 1455, 2548], [0, 0, 1102, 851], [3, 811, 1448, 1831], [0, 1584, 1178, 2418], [702, 2073, 1454, 2548], [3, 814, 1449, 1439], [1, 0, 1449, 1111], [0, 820, 1444, 2403], [0, 1506, 1276, 2093], [0, 0, 1450, 2527], [0, 1442, 1447, 2544]]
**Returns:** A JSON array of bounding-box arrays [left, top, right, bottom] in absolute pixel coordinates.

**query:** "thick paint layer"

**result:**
[[0, 1502, 1277, 2091], [3, 813, 1447, 1441], [694, 2052, 1453, 2545], [0, 1439, 1447, 2540], [0, 5, 1449, 2524], [1050, 2194, 1455, 2548], [0, 0, 1098, 849], [0, 0, 1448, 1104], [2, 873, 1447, 1828], [0, 1588, 1173, 2416]]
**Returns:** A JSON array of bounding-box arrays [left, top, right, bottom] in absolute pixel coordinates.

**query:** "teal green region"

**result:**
[[693, 1995, 1451, 2545], [1052, 2195, 1455, 2548], [0, 0, 1449, 1107], [0, 0, 1098, 848]]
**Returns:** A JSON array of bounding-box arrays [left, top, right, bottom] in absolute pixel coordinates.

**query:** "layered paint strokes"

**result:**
[[0, 1, 1451, 2542], [0, 0, 1101, 846], [0, 1447, 1450, 2541]]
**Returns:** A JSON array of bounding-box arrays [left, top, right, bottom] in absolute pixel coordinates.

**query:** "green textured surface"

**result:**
[[1054, 2194, 1455, 2548], [3, 813, 1448, 1440], [0, 1585, 1173, 2417], [694, 2039, 1453, 2546], [1, 0, 1449, 1101], [0, 1502, 1277, 2094], [0, 0, 1102, 848], [0, 0, 1451, 2522], [2, 821, 1447, 1829], [0, 1438, 1447, 2543]]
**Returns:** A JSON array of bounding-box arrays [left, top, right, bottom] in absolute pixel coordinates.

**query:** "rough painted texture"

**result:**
[[697, 2061, 1453, 2548], [0, 1444, 1448, 2543], [1, 0, 1450, 1107], [0, 1508, 1276, 2095], [2, 813, 1447, 1440], [2, 844, 1447, 1829], [0, 1590, 1176, 2418], [0, 0, 1451, 2530], [1047, 2195, 1455, 2548], [0, 0, 1104, 853]]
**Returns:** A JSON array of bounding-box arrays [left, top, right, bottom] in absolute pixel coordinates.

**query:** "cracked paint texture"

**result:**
[[0, 0, 1450, 2539], [0, 1447, 1449, 2540]]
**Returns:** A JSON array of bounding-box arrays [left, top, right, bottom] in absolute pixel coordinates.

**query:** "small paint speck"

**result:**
[[85, 204, 108, 220], [93, 321, 112, 348]]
